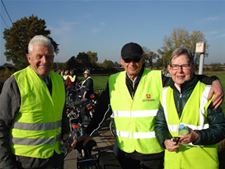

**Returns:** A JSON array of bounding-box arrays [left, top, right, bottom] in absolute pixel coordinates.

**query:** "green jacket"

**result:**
[[155, 75, 225, 147]]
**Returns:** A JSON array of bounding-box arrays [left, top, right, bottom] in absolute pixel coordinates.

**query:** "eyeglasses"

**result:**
[[170, 64, 191, 70], [123, 57, 141, 63]]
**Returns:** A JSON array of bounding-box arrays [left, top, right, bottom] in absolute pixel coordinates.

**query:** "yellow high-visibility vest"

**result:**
[[109, 69, 163, 154], [161, 82, 218, 169], [12, 66, 65, 158]]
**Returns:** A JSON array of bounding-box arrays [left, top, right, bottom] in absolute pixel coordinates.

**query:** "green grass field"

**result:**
[[90, 71, 225, 111], [92, 75, 109, 92]]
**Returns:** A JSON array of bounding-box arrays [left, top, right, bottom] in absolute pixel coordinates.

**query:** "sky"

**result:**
[[1, 0, 225, 65]]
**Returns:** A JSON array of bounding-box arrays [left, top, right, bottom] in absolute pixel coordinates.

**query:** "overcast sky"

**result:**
[[1, 0, 225, 65]]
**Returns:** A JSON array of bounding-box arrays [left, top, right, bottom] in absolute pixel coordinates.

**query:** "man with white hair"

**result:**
[[0, 35, 69, 169]]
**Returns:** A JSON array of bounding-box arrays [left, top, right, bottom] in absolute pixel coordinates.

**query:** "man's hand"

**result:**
[[208, 80, 224, 109]]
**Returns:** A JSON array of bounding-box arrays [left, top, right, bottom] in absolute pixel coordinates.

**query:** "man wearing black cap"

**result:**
[[84, 42, 224, 169]]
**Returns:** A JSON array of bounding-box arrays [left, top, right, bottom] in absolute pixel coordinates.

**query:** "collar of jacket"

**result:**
[[168, 74, 199, 94], [125, 66, 145, 98]]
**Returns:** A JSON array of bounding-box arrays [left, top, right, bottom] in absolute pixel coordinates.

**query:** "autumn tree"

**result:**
[[158, 28, 207, 68], [143, 47, 159, 68], [3, 15, 58, 69]]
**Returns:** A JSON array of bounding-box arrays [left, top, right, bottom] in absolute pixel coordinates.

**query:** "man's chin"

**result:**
[[38, 70, 50, 77]]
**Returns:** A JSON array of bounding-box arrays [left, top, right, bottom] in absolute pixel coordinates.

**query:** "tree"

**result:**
[[143, 47, 159, 68], [87, 51, 98, 66], [101, 59, 114, 69], [3, 15, 58, 69], [76, 52, 91, 68], [158, 28, 207, 68]]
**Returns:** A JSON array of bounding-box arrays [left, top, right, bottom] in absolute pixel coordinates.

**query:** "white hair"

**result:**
[[28, 35, 54, 53]]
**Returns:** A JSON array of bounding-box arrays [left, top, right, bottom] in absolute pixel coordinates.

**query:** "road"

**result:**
[[64, 126, 122, 169]]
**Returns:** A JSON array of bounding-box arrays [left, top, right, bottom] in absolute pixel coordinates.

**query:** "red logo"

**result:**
[[146, 93, 151, 99]]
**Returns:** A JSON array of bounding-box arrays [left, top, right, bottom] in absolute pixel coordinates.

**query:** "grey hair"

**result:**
[[28, 35, 54, 53], [170, 47, 194, 65]]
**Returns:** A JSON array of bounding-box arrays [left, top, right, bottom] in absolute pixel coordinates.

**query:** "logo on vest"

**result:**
[[142, 93, 153, 102]]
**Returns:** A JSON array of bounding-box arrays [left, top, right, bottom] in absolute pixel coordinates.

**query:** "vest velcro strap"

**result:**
[[13, 121, 61, 130], [12, 134, 61, 145], [113, 110, 158, 118], [117, 131, 156, 138]]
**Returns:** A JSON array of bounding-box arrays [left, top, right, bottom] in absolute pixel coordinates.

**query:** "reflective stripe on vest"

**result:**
[[13, 121, 61, 130], [162, 82, 211, 136], [12, 134, 61, 145], [112, 110, 158, 118], [109, 69, 163, 154], [12, 66, 65, 158], [162, 82, 218, 169], [117, 131, 156, 138]]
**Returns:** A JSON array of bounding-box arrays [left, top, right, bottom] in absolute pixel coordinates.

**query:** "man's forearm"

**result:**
[[197, 74, 218, 84]]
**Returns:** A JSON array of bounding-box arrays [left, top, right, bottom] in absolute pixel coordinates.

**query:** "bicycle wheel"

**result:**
[[109, 119, 116, 137]]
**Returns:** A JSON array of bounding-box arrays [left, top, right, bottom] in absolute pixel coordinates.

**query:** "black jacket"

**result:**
[[154, 75, 225, 148]]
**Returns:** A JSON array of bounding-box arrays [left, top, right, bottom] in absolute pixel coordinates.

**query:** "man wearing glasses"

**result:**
[[85, 42, 224, 169]]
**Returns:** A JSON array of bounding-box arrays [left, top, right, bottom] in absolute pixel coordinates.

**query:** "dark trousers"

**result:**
[[16, 152, 64, 169], [114, 146, 164, 169]]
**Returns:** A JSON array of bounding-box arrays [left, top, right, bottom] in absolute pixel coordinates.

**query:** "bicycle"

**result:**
[[64, 91, 101, 169], [76, 137, 101, 169], [109, 118, 116, 137]]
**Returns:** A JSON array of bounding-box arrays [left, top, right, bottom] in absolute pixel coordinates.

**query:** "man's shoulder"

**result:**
[[1, 75, 19, 95], [3, 76, 17, 87], [13, 67, 28, 77], [144, 69, 162, 78]]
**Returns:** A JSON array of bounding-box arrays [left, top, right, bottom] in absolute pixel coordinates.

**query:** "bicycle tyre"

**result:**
[[109, 119, 116, 137]]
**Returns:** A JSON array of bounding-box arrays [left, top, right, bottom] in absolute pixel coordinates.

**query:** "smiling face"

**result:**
[[168, 54, 194, 86], [120, 58, 144, 80], [27, 44, 54, 78]]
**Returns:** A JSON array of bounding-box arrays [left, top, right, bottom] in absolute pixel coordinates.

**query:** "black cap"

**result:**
[[121, 42, 144, 60]]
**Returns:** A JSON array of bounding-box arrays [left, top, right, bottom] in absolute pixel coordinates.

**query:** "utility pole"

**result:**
[[195, 42, 205, 75]]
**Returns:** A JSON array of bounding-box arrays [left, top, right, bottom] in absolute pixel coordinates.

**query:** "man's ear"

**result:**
[[120, 58, 125, 69], [26, 54, 31, 64], [167, 64, 171, 74], [120, 58, 124, 65]]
